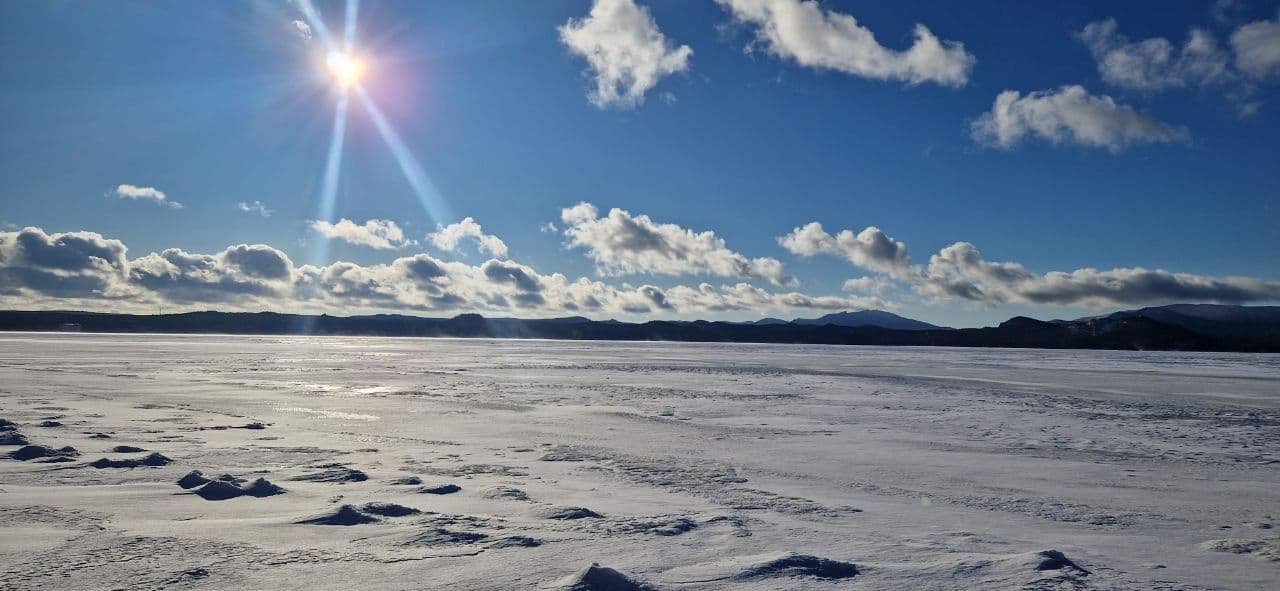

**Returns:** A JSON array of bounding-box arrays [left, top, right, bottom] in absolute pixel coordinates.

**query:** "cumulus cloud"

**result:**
[[1078, 19, 1231, 91], [778, 222, 1280, 308], [111, 184, 182, 209], [1231, 15, 1280, 80], [970, 85, 1189, 152], [0, 226, 877, 319], [292, 19, 312, 42], [309, 218, 414, 250], [237, 201, 272, 218], [129, 244, 295, 304], [716, 0, 974, 87], [921, 242, 1280, 307], [428, 217, 508, 258], [561, 202, 791, 285], [0, 227, 131, 298], [778, 222, 912, 278], [1077, 15, 1280, 115], [559, 0, 693, 109]]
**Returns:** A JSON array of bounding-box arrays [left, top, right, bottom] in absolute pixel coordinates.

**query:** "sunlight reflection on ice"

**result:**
[[274, 406, 379, 421]]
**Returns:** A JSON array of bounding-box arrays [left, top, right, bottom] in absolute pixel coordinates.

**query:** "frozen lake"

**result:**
[[1, 333, 1277, 589]]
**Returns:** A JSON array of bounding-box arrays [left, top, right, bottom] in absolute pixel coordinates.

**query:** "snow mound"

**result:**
[[542, 506, 603, 520], [664, 552, 857, 583], [418, 483, 461, 495], [241, 478, 286, 498], [9, 445, 78, 461], [548, 563, 654, 591], [89, 452, 172, 468], [288, 464, 368, 483], [194, 480, 246, 501], [735, 552, 858, 580], [296, 504, 380, 525], [177, 470, 210, 489], [360, 502, 421, 517], [191, 476, 285, 500], [481, 485, 529, 500]]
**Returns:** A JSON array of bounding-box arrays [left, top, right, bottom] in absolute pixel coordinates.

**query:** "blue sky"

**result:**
[[0, 0, 1277, 327]]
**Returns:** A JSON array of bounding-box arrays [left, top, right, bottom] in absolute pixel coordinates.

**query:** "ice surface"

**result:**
[[0, 333, 1277, 589]]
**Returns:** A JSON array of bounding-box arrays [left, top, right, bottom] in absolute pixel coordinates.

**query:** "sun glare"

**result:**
[[326, 51, 365, 88]]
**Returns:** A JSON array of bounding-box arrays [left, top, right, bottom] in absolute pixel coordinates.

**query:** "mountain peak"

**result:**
[[791, 310, 949, 331]]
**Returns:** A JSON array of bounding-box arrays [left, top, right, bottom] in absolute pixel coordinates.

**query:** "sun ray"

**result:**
[[299, 0, 452, 261], [356, 86, 454, 227], [344, 0, 360, 51], [309, 91, 349, 267]]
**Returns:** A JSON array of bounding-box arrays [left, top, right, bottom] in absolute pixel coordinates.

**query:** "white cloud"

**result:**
[[309, 218, 414, 250], [1077, 15, 1280, 115], [0, 226, 881, 319], [1231, 15, 1280, 80], [1078, 19, 1231, 91], [428, 217, 508, 258], [778, 222, 1280, 308], [111, 184, 182, 209], [237, 201, 272, 218], [129, 244, 295, 304], [841, 276, 892, 295], [665, 282, 891, 313], [716, 0, 975, 87], [778, 222, 912, 278], [0, 227, 132, 298], [559, 0, 693, 109], [920, 241, 1280, 307], [561, 202, 791, 285], [970, 85, 1189, 152], [292, 19, 312, 42]]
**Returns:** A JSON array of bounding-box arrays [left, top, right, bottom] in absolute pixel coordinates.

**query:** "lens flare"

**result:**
[[326, 51, 365, 88]]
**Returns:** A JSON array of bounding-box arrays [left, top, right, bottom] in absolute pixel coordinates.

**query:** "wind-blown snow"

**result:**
[[0, 334, 1276, 589]]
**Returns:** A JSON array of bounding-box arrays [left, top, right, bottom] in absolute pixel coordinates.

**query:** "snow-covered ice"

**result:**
[[1, 333, 1277, 589]]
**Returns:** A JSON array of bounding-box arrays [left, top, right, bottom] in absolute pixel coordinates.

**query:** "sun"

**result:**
[[326, 51, 365, 88]]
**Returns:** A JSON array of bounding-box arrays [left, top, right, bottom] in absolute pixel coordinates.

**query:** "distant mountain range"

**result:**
[[1067, 304, 1280, 341], [0, 304, 1275, 352]]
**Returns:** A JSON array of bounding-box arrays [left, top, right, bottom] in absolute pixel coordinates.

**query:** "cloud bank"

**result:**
[[778, 222, 1280, 307], [716, 0, 975, 87], [559, 0, 692, 109], [0, 226, 880, 318], [561, 203, 790, 285]]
